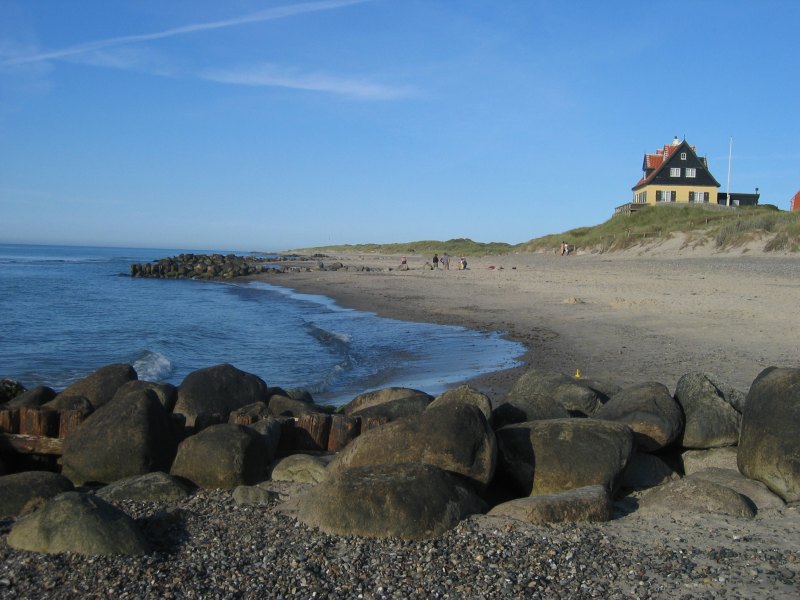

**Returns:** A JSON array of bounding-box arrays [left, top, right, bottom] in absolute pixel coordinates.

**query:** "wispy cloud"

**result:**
[[0, 0, 371, 67], [201, 64, 414, 100]]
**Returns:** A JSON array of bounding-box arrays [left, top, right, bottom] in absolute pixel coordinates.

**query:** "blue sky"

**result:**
[[1, 0, 798, 251]]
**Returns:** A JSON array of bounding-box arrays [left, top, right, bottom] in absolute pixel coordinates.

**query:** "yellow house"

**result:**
[[631, 137, 720, 205]]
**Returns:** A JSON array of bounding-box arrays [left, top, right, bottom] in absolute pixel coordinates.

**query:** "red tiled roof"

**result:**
[[633, 143, 682, 189]]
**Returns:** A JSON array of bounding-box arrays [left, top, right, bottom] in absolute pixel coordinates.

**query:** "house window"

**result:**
[[670, 168, 681, 177], [685, 168, 696, 178], [680, 152, 687, 160], [657, 190, 676, 202], [691, 191, 708, 203]]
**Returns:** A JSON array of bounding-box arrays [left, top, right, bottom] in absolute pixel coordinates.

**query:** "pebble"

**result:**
[[1, 489, 799, 598]]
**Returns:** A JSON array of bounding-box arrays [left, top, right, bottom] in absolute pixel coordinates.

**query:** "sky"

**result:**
[[1, 0, 798, 252]]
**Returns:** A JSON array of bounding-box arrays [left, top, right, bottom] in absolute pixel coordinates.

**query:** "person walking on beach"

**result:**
[[441, 253, 450, 270], [459, 256, 467, 270], [432, 253, 439, 269]]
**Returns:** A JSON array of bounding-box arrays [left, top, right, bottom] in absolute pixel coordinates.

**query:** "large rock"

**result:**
[[170, 424, 270, 489], [174, 364, 268, 427], [594, 382, 683, 451], [620, 452, 679, 490], [96, 471, 192, 503], [0, 379, 26, 403], [267, 395, 327, 418], [428, 385, 493, 424], [297, 463, 486, 540], [271, 454, 329, 484], [326, 403, 496, 491], [43, 394, 93, 414], [687, 468, 785, 512], [56, 364, 138, 410], [61, 388, 178, 486], [674, 373, 741, 448], [7, 492, 150, 555], [737, 367, 800, 502], [5, 386, 56, 408], [114, 380, 178, 413], [682, 447, 739, 475], [342, 387, 432, 416], [496, 419, 634, 496], [639, 478, 755, 518], [487, 485, 612, 524], [499, 369, 603, 423], [0, 471, 74, 517], [350, 395, 431, 422]]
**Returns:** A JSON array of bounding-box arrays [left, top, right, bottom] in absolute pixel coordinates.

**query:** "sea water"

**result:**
[[0, 244, 524, 405]]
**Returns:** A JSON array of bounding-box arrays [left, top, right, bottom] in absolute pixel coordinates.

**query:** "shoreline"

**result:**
[[248, 245, 800, 399]]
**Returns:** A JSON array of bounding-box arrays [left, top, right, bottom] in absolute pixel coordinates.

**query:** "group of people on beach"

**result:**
[[401, 253, 468, 270], [560, 241, 572, 256]]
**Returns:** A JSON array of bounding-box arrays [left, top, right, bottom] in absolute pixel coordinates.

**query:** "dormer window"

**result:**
[[686, 168, 696, 178], [680, 152, 687, 160], [670, 168, 681, 177]]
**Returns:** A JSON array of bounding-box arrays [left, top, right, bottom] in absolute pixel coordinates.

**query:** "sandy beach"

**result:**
[[255, 237, 800, 400]]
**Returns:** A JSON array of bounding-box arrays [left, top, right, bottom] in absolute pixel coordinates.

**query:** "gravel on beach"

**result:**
[[1, 487, 797, 599]]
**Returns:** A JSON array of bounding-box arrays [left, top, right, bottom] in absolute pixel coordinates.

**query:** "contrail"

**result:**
[[2, 0, 371, 66]]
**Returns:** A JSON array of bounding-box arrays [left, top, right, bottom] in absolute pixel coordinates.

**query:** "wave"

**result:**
[[302, 322, 356, 394], [132, 350, 175, 382]]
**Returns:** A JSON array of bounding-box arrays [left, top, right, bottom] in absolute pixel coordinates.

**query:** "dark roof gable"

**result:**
[[632, 140, 720, 191]]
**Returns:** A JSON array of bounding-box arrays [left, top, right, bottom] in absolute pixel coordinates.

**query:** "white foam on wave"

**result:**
[[132, 350, 175, 382]]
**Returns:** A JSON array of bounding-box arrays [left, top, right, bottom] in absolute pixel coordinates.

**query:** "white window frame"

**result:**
[[680, 152, 687, 160], [685, 168, 696, 178], [670, 167, 681, 177]]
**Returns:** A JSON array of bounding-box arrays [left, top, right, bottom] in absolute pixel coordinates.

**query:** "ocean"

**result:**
[[0, 244, 524, 406]]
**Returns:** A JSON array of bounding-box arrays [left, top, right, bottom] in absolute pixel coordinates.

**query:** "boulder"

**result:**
[[43, 395, 93, 414], [492, 395, 569, 428], [674, 373, 741, 448], [502, 369, 603, 420], [487, 485, 613, 523], [350, 395, 430, 422], [687, 468, 784, 512], [246, 417, 284, 463], [496, 419, 634, 496], [738, 367, 800, 503], [682, 447, 738, 475], [174, 363, 268, 427], [271, 454, 329, 484], [0, 471, 74, 517], [639, 478, 755, 518], [114, 380, 178, 413], [7, 492, 150, 555], [228, 401, 271, 424], [170, 424, 270, 489], [620, 452, 679, 490], [96, 471, 193, 503], [0, 378, 26, 403], [61, 388, 178, 486], [342, 387, 432, 416], [297, 463, 486, 540], [56, 363, 138, 410], [428, 385, 493, 424], [326, 403, 496, 491], [267, 395, 327, 418], [5, 386, 56, 408], [595, 382, 683, 451]]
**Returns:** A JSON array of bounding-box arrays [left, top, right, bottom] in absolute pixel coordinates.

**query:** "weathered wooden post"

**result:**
[[19, 407, 59, 437], [0, 407, 20, 433], [327, 414, 361, 452], [294, 413, 331, 452], [58, 409, 87, 439]]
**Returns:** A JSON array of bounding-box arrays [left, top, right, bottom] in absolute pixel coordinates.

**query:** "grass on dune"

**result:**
[[297, 205, 800, 256]]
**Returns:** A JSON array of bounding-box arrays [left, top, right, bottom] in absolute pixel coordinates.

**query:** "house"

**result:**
[[631, 137, 720, 206], [791, 190, 800, 212], [614, 137, 760, 216]]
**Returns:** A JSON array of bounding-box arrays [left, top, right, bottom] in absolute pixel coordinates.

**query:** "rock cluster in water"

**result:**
[[130, 253, 274, 280]]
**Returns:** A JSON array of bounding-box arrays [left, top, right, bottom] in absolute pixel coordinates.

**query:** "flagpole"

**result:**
[[726, 137, 733, 206]]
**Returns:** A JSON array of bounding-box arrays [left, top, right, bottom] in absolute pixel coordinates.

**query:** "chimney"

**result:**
[[672, 136, 680, 146]]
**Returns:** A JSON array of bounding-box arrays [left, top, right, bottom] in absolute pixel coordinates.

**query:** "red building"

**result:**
[[792, 190, 800, 212]]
